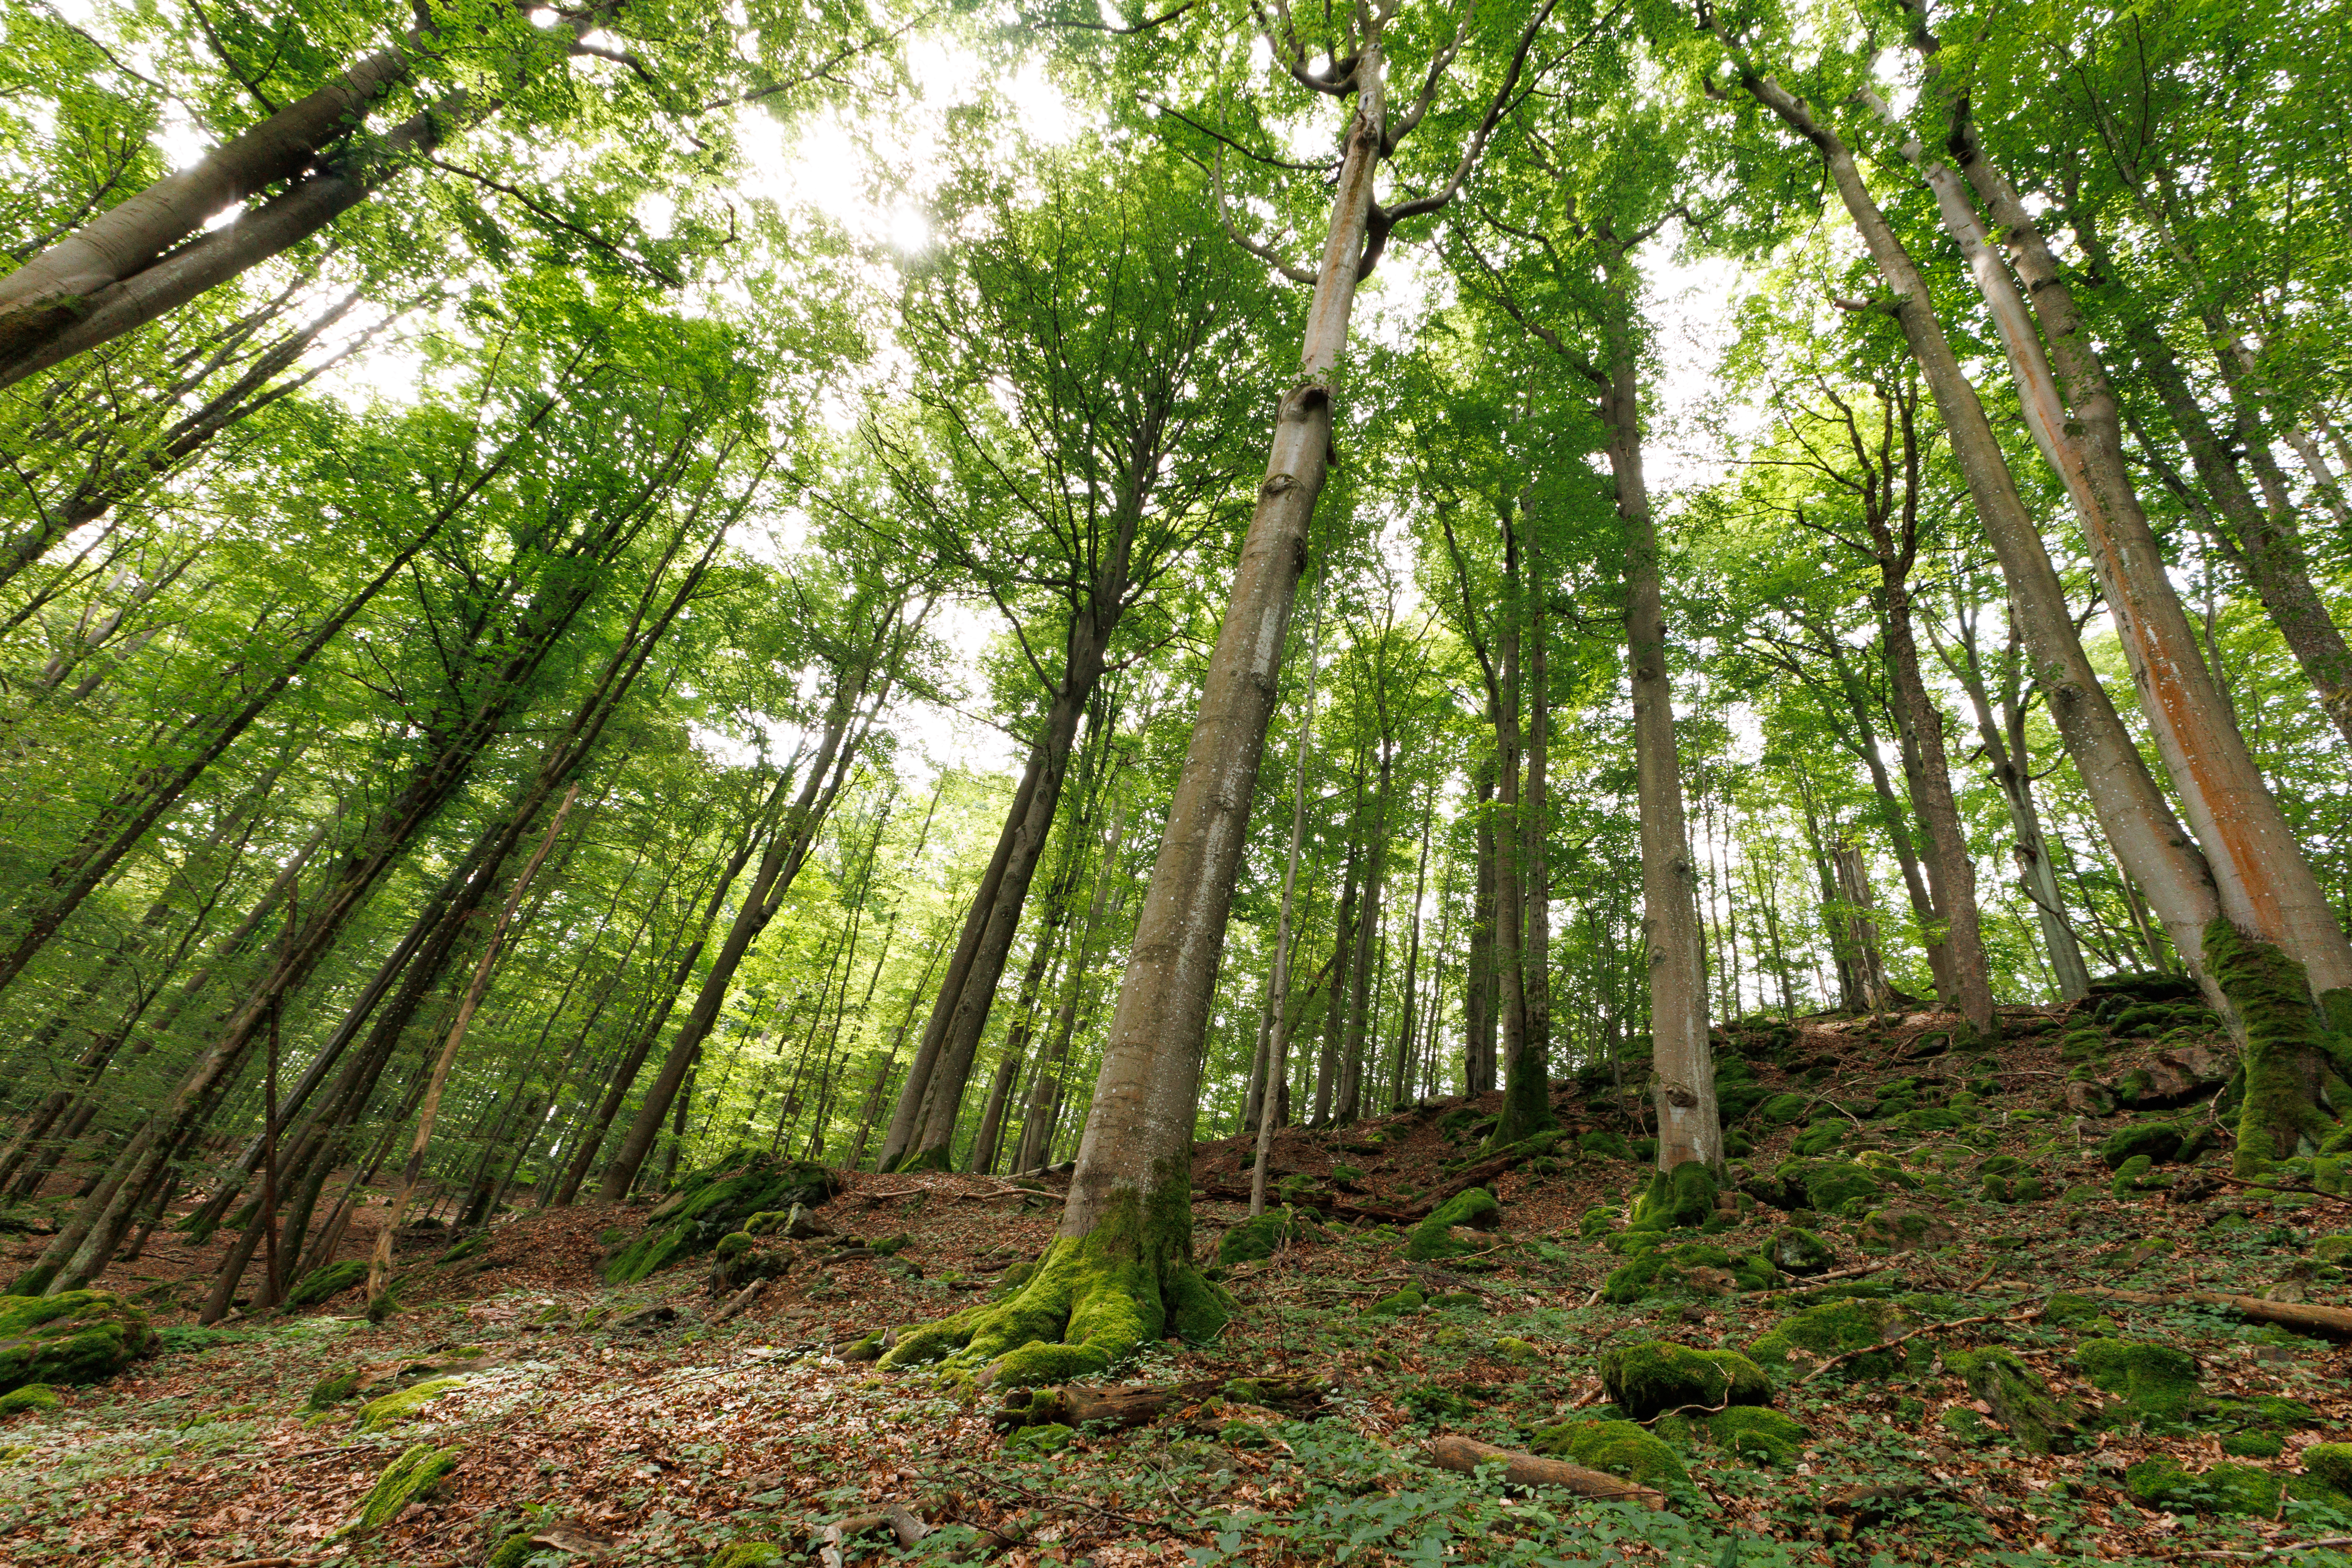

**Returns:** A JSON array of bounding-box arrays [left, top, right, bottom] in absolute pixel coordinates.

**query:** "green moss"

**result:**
[[1600, 1340, 1772, 1420], [1600, 1243, 1776, 1303], [1406, 1187, 1501, 1260], [2076, 1337, 2203, 1422], [2110, 1155, 2171, 1196], [1628, 1162, 1717, 1232], [1855, 1209, 1951, 1253], [1217, 1209, 1315, 1267], [704, 1542, 787, 1568], [284, 1260, 368, 1309], [1370, 1286, 1426, 1315], [1748, 1299, 1917, 1380], [1945, 1348, 2080, 1454], [1493, 1337, 1540, 1363], [605, 1154, 841, 1284], [1759, 1093, 1812, 1125], [1577, 1206, 1615, 1240], [1772, 1159, 1882, 1215], [1708, 1405, 1807, 1466], [306, 1368, 366, 1409], [2125, 1456, 2280, 1516], [1790, 1122, 1844, 1157], [355, 1375, 465, 1431], [2303, 1444, 2352, 1498], [436, 1232, 487, 1265], [2222, 1431, 2285, 1458], [2043, 1294, 2117, 1332], [1767, 1227, 1834, 1275], [876, 1163, 1226, 1389], [0, 1384, 58, 1417], [0, 1289, 156, 1392], [2314, 1235, 2352, 1265], [2203, 919, 2343, 1173], [2100, 1122, 2186, 1170], [485, 1528, 541, 1568], [1578, 1129, 1632, 1161], [1526, 1417, 1689, 1488], [1004, 1421, 1073, 1453], [344, 1444, 459, 1535]]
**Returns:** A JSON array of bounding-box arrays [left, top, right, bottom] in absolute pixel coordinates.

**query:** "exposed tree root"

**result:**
[[994, 1372, 1329, 1432], [1423, 1435, 1666, 1509]]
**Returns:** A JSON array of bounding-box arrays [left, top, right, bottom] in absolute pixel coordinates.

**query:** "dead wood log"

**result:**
[[711, 1279, 765, 1322], [1422, 1435, 1665, 1509], [995, 1374, 1331, 1431], [2080, 1287, 2352, 1340]]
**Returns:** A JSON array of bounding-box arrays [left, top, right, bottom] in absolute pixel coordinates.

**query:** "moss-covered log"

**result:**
[[875, 1163, 1229, 1389], [2203, 918, 2347, 1174]]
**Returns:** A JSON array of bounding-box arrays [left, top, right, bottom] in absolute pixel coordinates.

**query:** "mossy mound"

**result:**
[[284, 1260, 367, 1309], [1600, 1340, 1772, 1420], [2076, 1337, 2203, 1422], [306, 1368, 366, 1409], [706, 1543, 788, 1568], [1748, 1299, 1917, 1380], [1707, 1405, 1807, 1467], [0, 1383, 58, 1417], [344, 1444, 458, 1535], [1217, 1208, 1319, 1267], [1600, 1243, 1775, 1304], [0, 1289, 156, 1392], [1370, 1286, 1425, 1316], [2043, 1294, 2118, 1333], [1759, 1093, 1812, 1125], [355, 1375, 466, 1431], [1789, 1122, 1844, 1158], [2222, 1431, 2285, 1458], [1529, 1417, 1690, 1488], [1766, 1227, 1835, 1275], [1945, 1348, 2081, 1453], [605, 1153, 842, 1285], [1855, 1209, 1954, 1254], [1578, 1129, 1633, 1161], [1762, 1159, 1882, 1215], [2124, 1456, 2279, 1516], [2100, 1122, 2186, 1170], [2304, 1444, 2352, 1498], [1628, 1162, 1717, 1232], [1405, 1188, 1501, 1261]]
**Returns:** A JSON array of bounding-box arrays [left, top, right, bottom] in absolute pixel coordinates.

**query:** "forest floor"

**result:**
[[5, 995, 2351, 1567]]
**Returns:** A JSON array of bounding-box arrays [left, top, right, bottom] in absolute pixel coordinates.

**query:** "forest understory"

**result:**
[[6, 994, 2349, 1568]]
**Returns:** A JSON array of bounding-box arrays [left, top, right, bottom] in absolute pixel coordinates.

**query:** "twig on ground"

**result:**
[[1796, 1303, 2044, 1386]]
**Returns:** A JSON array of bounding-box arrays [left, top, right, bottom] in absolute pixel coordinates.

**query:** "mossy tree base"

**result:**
[[876, 1181, 1230, 1389], [2202, 918, 2346, 1175]]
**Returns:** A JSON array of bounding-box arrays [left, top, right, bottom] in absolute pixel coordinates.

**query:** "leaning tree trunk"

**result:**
[[1727, 58, 2237, 1026], [876, 47, 1389, 1389]]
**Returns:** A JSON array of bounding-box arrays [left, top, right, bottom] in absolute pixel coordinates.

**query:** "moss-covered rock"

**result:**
[[2316, 1235, 2352, 1265], [2303, 1443, 2352, 1498], [1577, 1206, 1615, 1240], [284, 1259, 368, 1309], [344, 1444, 459, 1535], [705, 1542, 788, 1568], [1405, 1187, 1501, 1261], [1768, 1159, 1882, 1216], [1004, 1421, 1073, 1453], [2125, 1456, 2280, 1516], [1790, 1122, 1844, 1158], [605, 1153, 841, 1284], [1217, 1208, 1317, 1266], [0, 1383, 58, 1418], [2100, 1122, 2186, 1170], [2076, 1337, 2203, 1422], [1855, 1209, 1955, 1253], [306, 1368, 366, 1409], [1370, 1286, 1426, 1316], [355, 1375, 465, 1431], [2042, 1294, 2118, 1333], [0, 1290, 156, 1392], [1579, 1129, 1633, 1161], [1600, 1340, 1772, 1420], [1601, 1243, 1776, 1303], [1767, 1227, 1836, 1276], [1707, 1405, 1807, 1466], [1628, 1162, 1717, 1232], [1945, 1348, 2081, 1453], [1749, 1298, 1917, 1380], [1528, 1417, 1690, 1488], [2110, 1155, 2173, 1197]]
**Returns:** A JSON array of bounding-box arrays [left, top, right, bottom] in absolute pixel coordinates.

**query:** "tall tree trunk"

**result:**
[[1016, 798, 1131, 1175], [1834, 839, 1894, 1011], [1386, 784, 1432, 1112], [1464, 763, 1498, 1093], [1251, 587, 1324, 1212], [1335, 746, 1391, 1125], [1497, 512, 1554, 1147], [1312, 830, 1360, 1126]]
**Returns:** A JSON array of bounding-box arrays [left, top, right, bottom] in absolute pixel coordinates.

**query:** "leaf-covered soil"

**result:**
[[5, 999, 2350, 1566]]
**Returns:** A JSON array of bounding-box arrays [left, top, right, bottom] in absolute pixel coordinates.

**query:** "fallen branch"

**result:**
[[2171, 1537, 2352, 1561], [2210, 1174, 2352, 1213], [1423, 1435, 1665, 1509], [1797, 1305, 2043, 1386], [2078, 1286, 2352, 1341], [1778, 1261, 1891, 1290]]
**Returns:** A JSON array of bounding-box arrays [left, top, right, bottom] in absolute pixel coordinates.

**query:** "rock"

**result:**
[[342, 1444, 459, 1536], [1578, 1129, 1633, 1161], [1767, 1227, 1836, 1275], [1945, 1348, 2082, 1453], [1766, 1159, 1883, 1216], [0, 1383, 59, 1417], [0, 1289, 156, 1392], [2099, 1121, 2185, 1170], [1856, 1209, 1955, 1253], [1600, 1242, 1775, 1304], [612, 1305, 678, 1331], [2063, 1081, 2116, 1116], [2076, 1337, 2203, 1422], [1405, 1188, 1500, 1261], [605, 1154, 841, 1284], [1599, 1340, 1772, 1420], [1749, 1298, 1918, 1380], [284, 1259, 368, 1308], [779, 1202, 834, 1241], [1528, 1417, 1689, 1488], [1708, 1406, 1807, 1466]]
